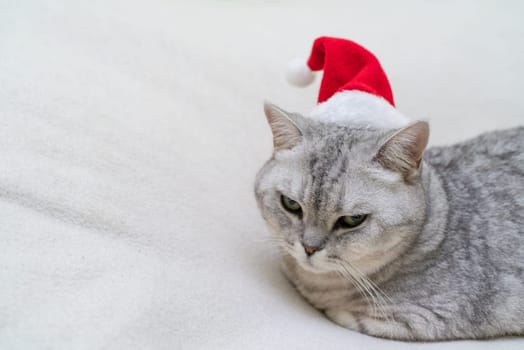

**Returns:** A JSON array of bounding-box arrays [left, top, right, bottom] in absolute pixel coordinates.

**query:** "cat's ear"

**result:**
[[374, 121, 429, 180], [263, 102, 303, 150]]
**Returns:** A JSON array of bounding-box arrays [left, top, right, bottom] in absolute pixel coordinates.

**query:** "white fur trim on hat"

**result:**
[[306, 90, 410, 129], [286, 58, 315, 87]]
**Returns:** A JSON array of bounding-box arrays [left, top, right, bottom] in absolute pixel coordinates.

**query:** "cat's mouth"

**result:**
[[300, 256, 340, 275], [289, 243, 334, 274]]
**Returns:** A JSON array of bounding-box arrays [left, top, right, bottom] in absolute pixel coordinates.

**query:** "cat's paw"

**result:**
[[324, 309, 360, 331], [324, 308, 415, 340]]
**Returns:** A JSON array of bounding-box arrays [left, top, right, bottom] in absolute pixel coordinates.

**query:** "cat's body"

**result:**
[[255, 103, 524, 340]]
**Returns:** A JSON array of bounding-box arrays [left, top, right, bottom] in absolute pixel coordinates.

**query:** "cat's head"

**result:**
[[254, 103, 429, 275]]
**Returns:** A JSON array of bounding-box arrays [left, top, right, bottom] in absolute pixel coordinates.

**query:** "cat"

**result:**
[[254, 102, 524, 340]]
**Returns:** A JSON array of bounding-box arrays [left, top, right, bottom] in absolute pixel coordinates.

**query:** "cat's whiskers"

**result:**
[[254, 237, 294, 259], [346, 266, 384, 321], [332, 257, 393, 328], [330, 258, 380, 317], [254, 236, 286, 243], [332, 260, 374, 312], [345, 262, 395, 338], [255, 237, 290, 247], [350, 263, 394, 306]]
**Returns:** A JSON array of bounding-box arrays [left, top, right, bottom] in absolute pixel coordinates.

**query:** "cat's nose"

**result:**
[[303, 244, 320, 256]]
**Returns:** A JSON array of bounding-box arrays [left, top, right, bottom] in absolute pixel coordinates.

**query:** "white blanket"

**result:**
[[1, 1, 523, 349]]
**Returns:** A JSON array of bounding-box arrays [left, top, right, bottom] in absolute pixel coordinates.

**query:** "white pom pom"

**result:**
[[286, 58, 315, 87]]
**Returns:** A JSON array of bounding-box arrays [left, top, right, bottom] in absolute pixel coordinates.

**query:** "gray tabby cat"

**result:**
[[254, 102, 524, 340]]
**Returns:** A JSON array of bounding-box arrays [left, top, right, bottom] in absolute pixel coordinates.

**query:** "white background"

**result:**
[[1, 0, 523, 349]]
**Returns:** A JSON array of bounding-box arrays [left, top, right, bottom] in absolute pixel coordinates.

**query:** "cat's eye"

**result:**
[[281, 195, 302, 214], [335, 214, 368, 229]]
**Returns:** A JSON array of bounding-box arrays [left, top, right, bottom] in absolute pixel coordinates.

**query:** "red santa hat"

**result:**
[[286, 36, 395, 106]]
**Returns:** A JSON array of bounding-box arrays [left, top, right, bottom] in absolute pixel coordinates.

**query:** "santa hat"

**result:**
[[286, 36, 408, 128], [286, 36, 395, 106]]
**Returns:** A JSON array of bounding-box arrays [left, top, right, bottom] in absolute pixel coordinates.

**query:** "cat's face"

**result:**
[[255, 103, 429, 275]]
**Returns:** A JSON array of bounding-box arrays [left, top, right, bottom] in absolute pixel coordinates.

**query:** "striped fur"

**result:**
[[254, 105, 524, 340]]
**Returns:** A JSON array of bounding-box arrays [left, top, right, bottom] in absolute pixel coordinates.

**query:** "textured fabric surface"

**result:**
[[307, 37, 395, 105], [0, 0, 523, 349]]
